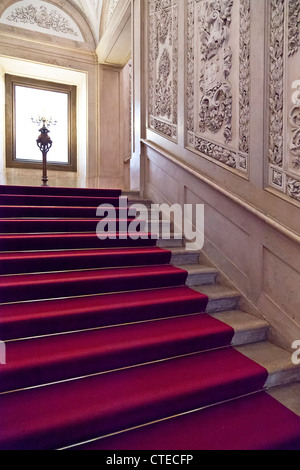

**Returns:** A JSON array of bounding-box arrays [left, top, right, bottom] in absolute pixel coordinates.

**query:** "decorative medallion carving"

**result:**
[[186, 0, 250, 176], [270, 167, 284, 190], [148, 0, 178, 141], [0, 0, 84, 42], [287, 177, 300, 201]]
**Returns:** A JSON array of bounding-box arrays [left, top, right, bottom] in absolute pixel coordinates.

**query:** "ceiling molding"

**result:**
[[96, 0, 131, 67]]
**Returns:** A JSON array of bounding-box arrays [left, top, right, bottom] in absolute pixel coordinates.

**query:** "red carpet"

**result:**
[[1, 314, 234, 393], [0, 246, 172, 274], [0, 184, 299, 450], [0, 349, 267, 450], [0, 265, 188, 303], [0, 231, 157, 251], [76, 392, 300, 451], [0, 286, 208, 340]]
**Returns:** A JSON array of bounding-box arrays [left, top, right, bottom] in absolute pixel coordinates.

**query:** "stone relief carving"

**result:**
[[155, 48, 172, 119], [148, 0, 178, 141], [290, 105, 300, 168], [270, 167, 284, 189], [267, 1, 300, 205], [288, 0, 300, 56], [1, 0, 83, 41], [194, 136, 237, 168], [239, 0, 250, 155], [287, 177, 300, 201], [268, 0, 285, 167], [186, 0, 250, 175], [198, 0, 233, 144], [186, 0, 195, 134]]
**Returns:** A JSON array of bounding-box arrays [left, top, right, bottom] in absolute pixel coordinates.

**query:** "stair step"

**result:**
[[192, 284, 240, 313], [72, 390, 300, 451], [181, 264, 218, 286], [1, 314, 234, 393], [0, 185, 122, 197], [0, 347, 268, 450], [157, 234, 183, 248], [0, 265, 188, 304], [0, 247, 172, 275], [170, 247, 200, 265], [1, 187, 299, 451], [0, 218, 140, 234], [211, 310, 269, 346], [0, 194, 125, 208], [0, 205, 135, 219], [236, 342, 300, 388], [0, 232, 157, 251], [0, 286, 209, 340], [268, 383, 300, 417], [127, 198, 153, 208]]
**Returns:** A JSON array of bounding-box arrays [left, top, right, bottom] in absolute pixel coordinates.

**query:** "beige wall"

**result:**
[[0, 0, 131, 190], [98, 61, 131, 189], [0, 0, 98, 187], [132, 0, 300, 351]]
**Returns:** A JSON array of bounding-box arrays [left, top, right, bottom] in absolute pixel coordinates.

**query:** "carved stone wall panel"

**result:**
[[268, 0, 300, 204], [289, 80, 300, 172], [148, 0, 178, 141], [186, 0, 250, 176]]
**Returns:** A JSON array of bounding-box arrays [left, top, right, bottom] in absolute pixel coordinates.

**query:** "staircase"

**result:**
[[0, 185, 300, 451]]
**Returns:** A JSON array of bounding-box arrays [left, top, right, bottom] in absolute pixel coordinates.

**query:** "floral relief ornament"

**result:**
[[6, 3, 79, 38], [198, 0, 234, 144], [287, 178, 300, 201], [288, 0, 300, 56], [148, 0, 178, 140], [268, 0, 284, 166], [290, 81, 300, 169]]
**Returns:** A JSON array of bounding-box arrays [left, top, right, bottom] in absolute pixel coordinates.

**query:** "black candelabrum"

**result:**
[[31, 115, 57, 187]]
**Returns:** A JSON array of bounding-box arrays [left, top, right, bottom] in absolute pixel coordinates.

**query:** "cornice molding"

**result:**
[[96, 0, 131, 67]]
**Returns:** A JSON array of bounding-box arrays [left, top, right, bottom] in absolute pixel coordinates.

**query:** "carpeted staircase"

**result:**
[[0, 185, 300, 450]]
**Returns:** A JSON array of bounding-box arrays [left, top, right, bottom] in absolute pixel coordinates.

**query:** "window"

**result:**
[[5, 75, 77, 172]]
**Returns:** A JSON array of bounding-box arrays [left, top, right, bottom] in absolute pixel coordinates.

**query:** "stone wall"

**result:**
[[133, 0, 300, 350]]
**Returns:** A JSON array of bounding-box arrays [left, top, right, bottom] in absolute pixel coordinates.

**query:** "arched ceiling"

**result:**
[[0, 0, 129, 66], [72, 0, 131, 67], [71, 0, 104, 43]]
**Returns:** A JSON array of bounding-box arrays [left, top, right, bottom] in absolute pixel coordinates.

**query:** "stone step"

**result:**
[[236, 342, 300, 389], [157, 235, 184, 248], [170, 247, 201, 265], [181, 264, 219, 286], [192, 284, 240, 313], [268, 382, 300, 417], [127, 198, 153, 209], [211, 310, 269, 346]]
